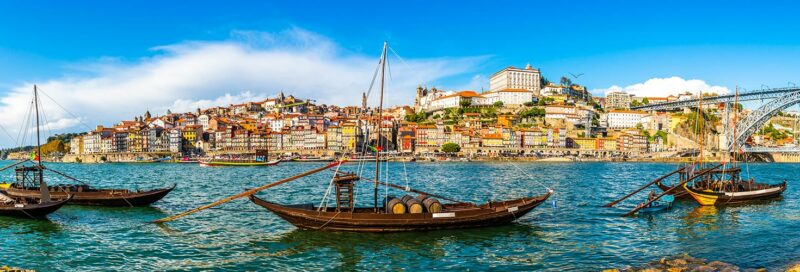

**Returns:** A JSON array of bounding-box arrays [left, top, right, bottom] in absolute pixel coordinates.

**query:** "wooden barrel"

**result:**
[[423, 197, 443, 213], [404, 198, 424, 214], [415, 194, 429, 202], [383, 196, 407, 214], [400, 195, 414, 203]]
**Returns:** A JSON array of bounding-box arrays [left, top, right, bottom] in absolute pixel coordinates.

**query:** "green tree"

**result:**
[[493, 101, 504, 108], [641, 97, 650, 104], [441, 142, 461, 153], [459, 100, 472, 108], [559, 76, 572, 86], [523, 101, 535, 107], [655, 130, 668, 144]]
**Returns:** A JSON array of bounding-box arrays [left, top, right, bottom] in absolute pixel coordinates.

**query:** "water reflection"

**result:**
[[249, 223, 542, 270]]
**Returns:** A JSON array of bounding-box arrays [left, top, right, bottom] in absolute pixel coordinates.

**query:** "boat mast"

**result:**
[[34, 85, 50, 202], [34, 85, 42, 166], [373, 41, 388, 212], [697, 92, 704, 167]]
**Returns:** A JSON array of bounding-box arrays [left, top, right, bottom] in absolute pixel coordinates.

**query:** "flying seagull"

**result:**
[[569, 72, 584, 79]]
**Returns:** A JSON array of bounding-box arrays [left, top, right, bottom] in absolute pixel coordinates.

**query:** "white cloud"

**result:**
[[0, 28, 486, 147], [592, 76, 730, 97]]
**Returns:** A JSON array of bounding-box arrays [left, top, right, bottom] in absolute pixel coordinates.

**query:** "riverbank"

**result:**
[[610, 254, 800, 272]]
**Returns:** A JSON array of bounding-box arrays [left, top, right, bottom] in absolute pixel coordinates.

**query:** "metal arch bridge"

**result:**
[[630, 87, 800, 111], [728, 90, 800, 151], [741, 146, 800, 153], [623, 86, 800, 152]]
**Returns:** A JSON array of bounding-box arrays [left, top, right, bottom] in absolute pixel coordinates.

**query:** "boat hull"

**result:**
[[0, 195, 72, 219], [3, 184, 175, 207], [683, 182, 787, 206], [199, 160, 280, 166], [655, 181, 692, 200], [249, 192, 551, 232]]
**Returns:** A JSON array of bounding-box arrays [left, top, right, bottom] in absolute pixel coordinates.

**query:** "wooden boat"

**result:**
[[0, 192, 72, 219], [199, 159, 280, 166], [200, 149, 279, 166], [292, 156, 334, 162], [4, 166, 176, 207], [637, 195, 674, 214], [249, 192, 551, 232], [683, 179, 786, 206]]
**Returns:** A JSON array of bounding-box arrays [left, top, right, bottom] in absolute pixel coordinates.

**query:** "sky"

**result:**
[[1, 0, 800, 147]]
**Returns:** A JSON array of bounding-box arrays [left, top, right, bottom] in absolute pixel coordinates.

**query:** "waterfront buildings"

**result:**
[[63, 64, 682, 160]]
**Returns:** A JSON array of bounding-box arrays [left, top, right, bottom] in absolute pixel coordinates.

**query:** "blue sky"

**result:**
[[0, 1, 799, 146]]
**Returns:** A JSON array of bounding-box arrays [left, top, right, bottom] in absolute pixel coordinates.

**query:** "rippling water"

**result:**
[[1, 161, 799, 271]]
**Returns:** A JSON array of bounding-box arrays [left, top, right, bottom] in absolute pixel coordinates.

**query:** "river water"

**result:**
[[1, 161, 798, 271]]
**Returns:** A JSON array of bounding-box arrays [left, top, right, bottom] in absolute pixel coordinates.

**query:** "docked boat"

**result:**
[[199, 150, 280, 166], [3, 167, 176, 207], [292, 156, 334, 162], [250, 191, 551, 232], [0, 191, 72, 219], [682, 169, 787, 206], [199, 158, 280, 166], [1, 86, 176, 207]]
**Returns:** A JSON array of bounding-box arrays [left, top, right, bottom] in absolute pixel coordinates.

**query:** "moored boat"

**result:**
[[0, 192, 72, 219], [199, 149, 279, 166], [249, 192, 551, 232], [3, 166, 176, 207], [199, 159, 280, 166], [683, 179, 786, 206]]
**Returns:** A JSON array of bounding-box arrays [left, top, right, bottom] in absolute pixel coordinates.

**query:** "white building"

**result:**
[[168, 129, 183, 153], [477, 89, 534, 106], [489, 64, 541, 95], [607, 110, 649, 129], [605, 91, 633, 110], [197, 114, 210, 130], [417, 89, 534, 112], [83, 132, 101, 154]]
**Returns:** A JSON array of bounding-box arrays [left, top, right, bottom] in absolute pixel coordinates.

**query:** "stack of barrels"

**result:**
[[383, 194, 443, 214]]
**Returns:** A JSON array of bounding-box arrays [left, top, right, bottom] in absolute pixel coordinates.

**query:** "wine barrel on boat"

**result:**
[[423, 197, 443, 213], [403, 196, 424, 214], [383, 196, 407, 214], [400, 195, 414, 203]]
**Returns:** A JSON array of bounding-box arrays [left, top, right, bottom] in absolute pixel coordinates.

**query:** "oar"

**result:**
[[0, 159, 30, 172], [604, 166, 686, 207], [622, 163, 723, 217], [153, 159, 347, 223]]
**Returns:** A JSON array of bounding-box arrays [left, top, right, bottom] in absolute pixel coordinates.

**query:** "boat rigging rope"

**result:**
[[318, 160, 344, 211], [0, 123, 17, 145], [37, 88, 94, 131], [509, 163, 555, 207], [316, 211, 341, 230]]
